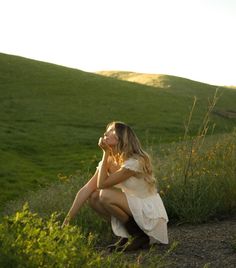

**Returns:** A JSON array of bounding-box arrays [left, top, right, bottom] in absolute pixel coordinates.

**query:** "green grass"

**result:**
[[1, 129, 234, 266], [1, 52, 236, 210], [2, 88, 236, 224], [1, 100, 235, 266], [4, 131, 235, 223]]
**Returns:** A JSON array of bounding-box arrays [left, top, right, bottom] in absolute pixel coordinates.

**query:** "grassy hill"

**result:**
[[97, 70, 218, 89], [0, 52, 236, 209]]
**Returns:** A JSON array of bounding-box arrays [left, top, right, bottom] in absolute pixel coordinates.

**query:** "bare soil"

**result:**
[[139, 217, 236, 267]]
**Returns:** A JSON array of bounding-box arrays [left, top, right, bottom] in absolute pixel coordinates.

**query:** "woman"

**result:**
[[62, 121, 168, 251]]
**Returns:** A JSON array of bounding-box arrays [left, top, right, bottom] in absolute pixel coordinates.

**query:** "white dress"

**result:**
[[97, 158, 169, 244]]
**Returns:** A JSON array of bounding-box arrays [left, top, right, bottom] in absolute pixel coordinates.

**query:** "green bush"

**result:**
[[0, 203, 100, 267], [0, 204, 174, 268], [2, 171, 114, 245]]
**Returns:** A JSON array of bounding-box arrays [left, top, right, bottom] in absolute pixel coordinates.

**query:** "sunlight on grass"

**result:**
[[98, 71, 171, 88], [1, 53, 236, 208]]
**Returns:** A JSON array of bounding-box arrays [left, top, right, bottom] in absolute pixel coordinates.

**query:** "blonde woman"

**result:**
[[62, 121, 168, 251]]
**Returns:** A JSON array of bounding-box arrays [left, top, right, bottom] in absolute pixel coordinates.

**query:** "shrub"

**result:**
[[0, 204, 174, 268], [0, 203, 101, 267], [2, 171, 114, 245]]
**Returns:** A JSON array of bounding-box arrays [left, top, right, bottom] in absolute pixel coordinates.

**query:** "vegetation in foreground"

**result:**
[[0, 204, 176, 268]]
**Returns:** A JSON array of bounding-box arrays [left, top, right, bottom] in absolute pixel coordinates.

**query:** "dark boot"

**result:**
[[106, 237, 128, 252], [123, 218, 150, 251]]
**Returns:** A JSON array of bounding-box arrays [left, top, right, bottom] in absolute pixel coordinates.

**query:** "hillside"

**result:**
[[0, 52, 236, 208], [97, 70, 217, 89], [98, 71, 236, 119]]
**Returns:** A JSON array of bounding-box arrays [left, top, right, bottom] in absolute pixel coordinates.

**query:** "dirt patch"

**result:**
[[137, 217, 236, 267], [101, 217, 236, 267], [165, 218, 236, 267]]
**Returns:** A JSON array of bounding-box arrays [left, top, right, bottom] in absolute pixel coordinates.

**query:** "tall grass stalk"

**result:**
[[155, 89, 236, 223], [183, 95, 197, 140]]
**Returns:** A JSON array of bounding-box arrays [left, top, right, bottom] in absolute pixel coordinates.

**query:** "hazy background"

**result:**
[[1, 0, 235, 86]]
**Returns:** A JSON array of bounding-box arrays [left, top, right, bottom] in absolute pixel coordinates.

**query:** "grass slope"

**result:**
[[97, 70, 218, 88], [0, 52, 236, 208]]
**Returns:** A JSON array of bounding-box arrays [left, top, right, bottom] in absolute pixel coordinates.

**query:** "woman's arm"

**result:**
[[97, 150, 136, 189], [62, 170, 98, 227], [97, 138, 137, 189], [98, 164, 136, 189], [97, 151, 109, 189]]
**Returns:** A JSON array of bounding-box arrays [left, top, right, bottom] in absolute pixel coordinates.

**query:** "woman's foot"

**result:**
[[123, 234, 150, 251], [123, 217, 150, 252]]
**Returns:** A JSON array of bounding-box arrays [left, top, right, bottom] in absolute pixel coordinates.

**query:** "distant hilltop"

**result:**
[[96, 71, 223, 89]]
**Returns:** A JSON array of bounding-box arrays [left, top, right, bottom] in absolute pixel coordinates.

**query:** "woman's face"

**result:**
[[103, 125, 118, 147]]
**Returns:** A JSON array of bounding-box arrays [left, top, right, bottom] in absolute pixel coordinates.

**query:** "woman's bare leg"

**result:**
[[88, 190, 110, 221], [97, 189, 149, 252], [99, 189, 132, 223]]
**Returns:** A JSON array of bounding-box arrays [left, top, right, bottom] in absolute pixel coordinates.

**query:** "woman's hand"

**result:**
[[98, 137, 111, 153], [61, 215, 71, 228]]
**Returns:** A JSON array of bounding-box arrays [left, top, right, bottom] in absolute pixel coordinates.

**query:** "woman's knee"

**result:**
[[99, 189, 112, 204], [88, 190, 100, 206]]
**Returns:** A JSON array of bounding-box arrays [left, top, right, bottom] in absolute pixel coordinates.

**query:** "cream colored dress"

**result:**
[[97, 158, 169, 244]]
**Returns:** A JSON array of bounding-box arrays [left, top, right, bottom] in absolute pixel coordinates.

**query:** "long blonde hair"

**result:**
[[106, 121, 156, 190]]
